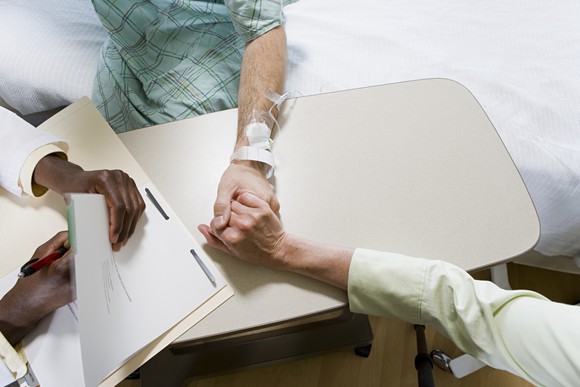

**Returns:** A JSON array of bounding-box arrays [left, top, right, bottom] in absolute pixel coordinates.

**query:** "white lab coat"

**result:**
[[0, 107, 67, 196]]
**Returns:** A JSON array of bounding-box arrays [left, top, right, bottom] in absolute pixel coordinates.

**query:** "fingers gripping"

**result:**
[[33, 231, 68, 258]]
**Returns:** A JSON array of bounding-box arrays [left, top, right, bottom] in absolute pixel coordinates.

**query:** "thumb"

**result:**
[[41, 231, 69, 253], [213, 192, 233, 230], [198, 224, 232, 255]]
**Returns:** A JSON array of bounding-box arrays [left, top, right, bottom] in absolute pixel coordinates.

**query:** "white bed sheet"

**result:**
[[284, 0, 580, 259], [0, 0, 578, 259], [0, 0, 106, 115]]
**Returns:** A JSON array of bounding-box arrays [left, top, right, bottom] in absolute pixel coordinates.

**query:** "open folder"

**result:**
[[0, 98, 233, 386]]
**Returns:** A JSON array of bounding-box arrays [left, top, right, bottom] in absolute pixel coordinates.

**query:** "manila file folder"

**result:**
[[0, 97, 233, 386]]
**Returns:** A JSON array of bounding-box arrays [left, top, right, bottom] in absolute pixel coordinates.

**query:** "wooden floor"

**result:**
[[120, 262, 579, 387]]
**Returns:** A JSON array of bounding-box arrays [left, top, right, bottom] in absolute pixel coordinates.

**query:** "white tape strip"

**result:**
[[230, 146, 275, 179], [245, 122, 272, 150]]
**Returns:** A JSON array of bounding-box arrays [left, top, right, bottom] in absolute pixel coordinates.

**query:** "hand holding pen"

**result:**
[[18, 246, 68, 278], [0, 232, 73, 346]]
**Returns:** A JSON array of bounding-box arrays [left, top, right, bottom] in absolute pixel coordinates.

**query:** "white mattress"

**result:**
[[1, 0, 578, 258], [284, 0, 580, 259]]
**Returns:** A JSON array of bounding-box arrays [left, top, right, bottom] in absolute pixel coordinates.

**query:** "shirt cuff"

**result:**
[[347, 248, 428, 323], [19, 144, 68, 197], [0, 330, 27, 379]]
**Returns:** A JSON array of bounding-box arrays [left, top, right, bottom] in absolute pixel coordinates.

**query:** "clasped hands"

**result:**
[[199, 160, 287, 269]]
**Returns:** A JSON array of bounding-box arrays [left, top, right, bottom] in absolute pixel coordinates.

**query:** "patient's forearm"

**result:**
[[235, 26, 287, 150]]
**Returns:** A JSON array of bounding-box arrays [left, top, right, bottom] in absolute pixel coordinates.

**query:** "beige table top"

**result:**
[[118, 78, 540, 342]]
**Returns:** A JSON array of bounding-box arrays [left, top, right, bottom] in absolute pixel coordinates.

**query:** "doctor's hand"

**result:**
[[0, 231, 73, 345], [34, 155, 146, 251], [210, 160, 280, 235], [199, 192, 288, 269]]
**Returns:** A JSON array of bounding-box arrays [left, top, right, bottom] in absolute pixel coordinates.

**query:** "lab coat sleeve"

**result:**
[[347, 248, 580, 387], [0, 107, 68, 196]]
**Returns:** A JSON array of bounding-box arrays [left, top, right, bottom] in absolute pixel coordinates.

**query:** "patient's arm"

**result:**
[[211, 26, 287, 232], [34, 155, 145, 251]]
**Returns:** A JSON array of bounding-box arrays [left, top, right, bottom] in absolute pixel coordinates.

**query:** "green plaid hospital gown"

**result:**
[[91, 0, 296, 133]]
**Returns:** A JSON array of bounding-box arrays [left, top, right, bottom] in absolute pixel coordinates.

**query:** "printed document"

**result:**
[[68, 185, 230, 386]]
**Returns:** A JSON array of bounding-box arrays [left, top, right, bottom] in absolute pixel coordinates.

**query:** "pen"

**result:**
[[190, 249, 216, 285], [18, 247, 68, 278]]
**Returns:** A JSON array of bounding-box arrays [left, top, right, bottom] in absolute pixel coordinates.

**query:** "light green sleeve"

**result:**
[[347, 248, 580, 386], [225, 0, 298, 42]]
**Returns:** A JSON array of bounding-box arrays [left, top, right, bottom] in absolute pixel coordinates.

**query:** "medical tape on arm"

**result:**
[[230, 90, 297, 179]]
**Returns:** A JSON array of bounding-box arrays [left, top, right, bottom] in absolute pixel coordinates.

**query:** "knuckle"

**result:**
[[130, 178, 140, 191], [271, 198, 281, 212], [222, 229, 240, 246], [228, 233, 242, 246], [113, 200, 128, 212], [97, 169, 127, 184], [96, 169, 112, 182], [237, 217, 254, 232], [252, 208, 269, 224]]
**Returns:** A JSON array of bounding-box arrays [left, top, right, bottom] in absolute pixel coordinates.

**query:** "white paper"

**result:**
[[0, 271, 82, 387], [69, 184, 228, 387], [21, 304, 83, 387]]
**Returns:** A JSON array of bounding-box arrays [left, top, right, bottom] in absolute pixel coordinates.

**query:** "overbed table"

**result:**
[[117, 79, 539, 384]]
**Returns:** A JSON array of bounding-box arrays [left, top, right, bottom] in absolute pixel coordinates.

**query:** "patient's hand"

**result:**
[[34, 155, 146, 251], [210, 160, 280, 232], [199, 192, 289, 269], [0, 231, 73, 346]]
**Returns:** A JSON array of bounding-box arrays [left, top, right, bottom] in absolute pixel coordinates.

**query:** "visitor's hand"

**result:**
[[200, 192, 288, 269]]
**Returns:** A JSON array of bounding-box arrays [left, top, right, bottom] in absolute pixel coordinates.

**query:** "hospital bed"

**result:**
[[1, 0, 578, 271], [283, 0, 580, 269]]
